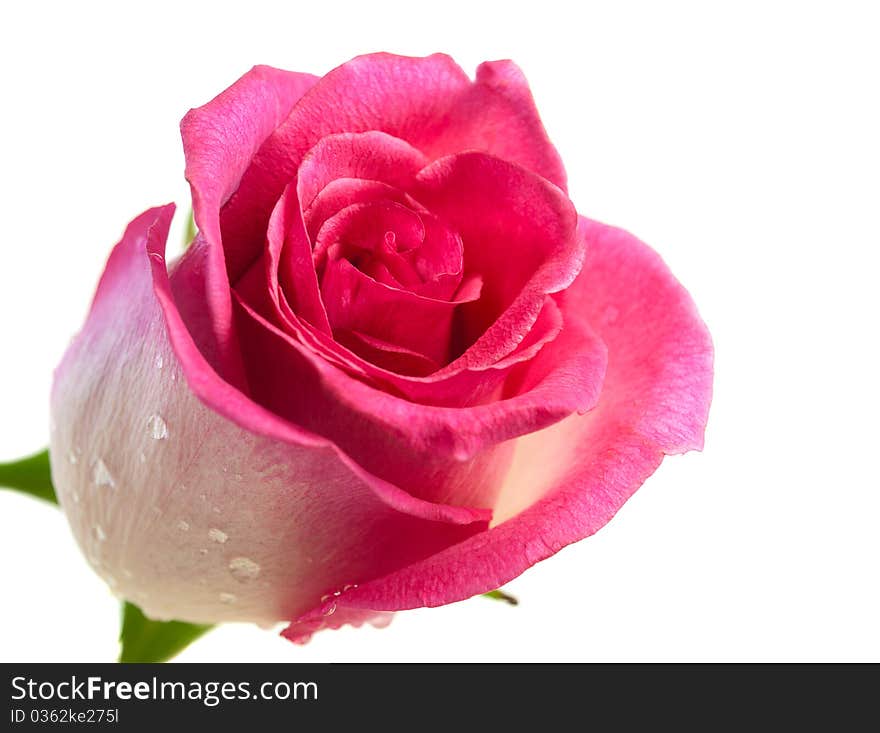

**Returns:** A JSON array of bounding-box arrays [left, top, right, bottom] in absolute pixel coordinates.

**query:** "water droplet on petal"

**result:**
[[67, 448, 78, 465], [71, 491, 80, 504], [139, 452, 147, 463], [94, 524, 107, 542], [176, 520, 190, 532], [147, 414, 168, 440], [219, 592, 237, 604], [228, 556, 261, 582], [92, 459, 115, 488], [154, 354, 164, 369], [323, 602, 337, 617], [208, 528, 228, 544]]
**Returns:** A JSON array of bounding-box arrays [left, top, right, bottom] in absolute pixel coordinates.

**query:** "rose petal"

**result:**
[[304, 178, 411, 241], [297, 131, 428, 215], [220, 54, 566, 269], [283, 605, 394, 645], [266, 182, 332, 334], [414, 152, 582, 365], [233, 288, 607, 511], [321, 258, 466, 367], [282, 217, 712, 628], [336, 330, 441, 377], [178, 66, 318, 381], [50, 206, 493, 626], [419, 59, 567, 191]]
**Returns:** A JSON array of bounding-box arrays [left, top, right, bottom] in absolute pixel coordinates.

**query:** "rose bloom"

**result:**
[[49, 53, 712, 642]]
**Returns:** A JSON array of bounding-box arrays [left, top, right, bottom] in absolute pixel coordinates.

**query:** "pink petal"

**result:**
[[50, 206, 491, 626], [283, 605, 394, 645], [282, 217, 712, 630], [265, 182, 332, 334], [178, 66, 317, 384], [414, 152, 582, 365], [336, 329, 442, 377], [420, 59, 567, 191], [182, 65, 317, 278], [303, 178, 412, 241], [220, 54, 566, 270], [297, 131, 428, 215], [233, 290, 606, 512], [220, 54, 472, 276], [321, 258, 462, 367]]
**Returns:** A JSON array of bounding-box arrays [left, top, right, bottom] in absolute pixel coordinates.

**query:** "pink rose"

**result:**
[[49, 53, 713, 642]]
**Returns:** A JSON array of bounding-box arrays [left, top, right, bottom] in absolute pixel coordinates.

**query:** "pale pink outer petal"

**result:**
[[283, 217, 713, 638], [49, 206, 489, 626]]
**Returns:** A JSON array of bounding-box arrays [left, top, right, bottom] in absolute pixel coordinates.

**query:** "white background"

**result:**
[[1, 1, 878, 661]]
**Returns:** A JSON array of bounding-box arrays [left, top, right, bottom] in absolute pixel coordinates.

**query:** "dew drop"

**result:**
[[154, 354, 164, 370], [228, 556, 261, 581], [71, 491, 80, 504], [94, 524, 107, 542], [176, 520, 190, 532], [208, 528, 228, 544], [66, 448, 78, 465], [147, 414, 168, 440], [212, 506, 222, 515], [219, 592, 237, 604], [92, 459, 115, 488], [139, 452, 147, 463], [322, 602, 337, 617]]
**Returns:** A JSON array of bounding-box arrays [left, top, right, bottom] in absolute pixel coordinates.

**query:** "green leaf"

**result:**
[[119, 602, 213, 663], [0, 449, 57, 505], [183, 209, 196, 248], [482, 589, 519, 606]]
